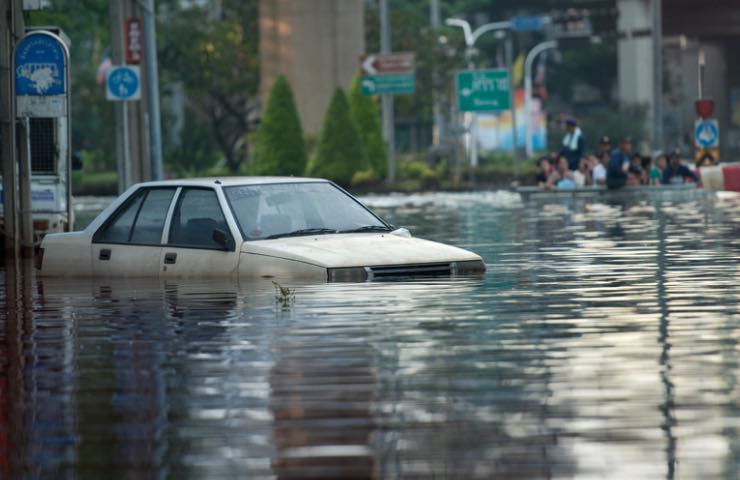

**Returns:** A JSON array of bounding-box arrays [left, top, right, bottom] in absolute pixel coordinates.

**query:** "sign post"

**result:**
[[106, 65, 140, 188], [360, 52, 416, 96], [694, 118, 720, 163], [360, 49, 416, 184], [14, 29, 72, 249]]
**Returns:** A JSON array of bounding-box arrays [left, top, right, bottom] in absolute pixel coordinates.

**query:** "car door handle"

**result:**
[[99, 248, 111, 261], [164, 252, 177, 265]]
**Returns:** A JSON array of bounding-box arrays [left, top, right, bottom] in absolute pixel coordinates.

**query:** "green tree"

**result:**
[[306, 88, 366, 185], [253, 75, 306, 176], [348, 75, 387, 178], [159, 0, 259, 173]]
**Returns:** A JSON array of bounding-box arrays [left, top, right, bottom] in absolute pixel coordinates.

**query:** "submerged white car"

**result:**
[[39, 177, 485, 281]]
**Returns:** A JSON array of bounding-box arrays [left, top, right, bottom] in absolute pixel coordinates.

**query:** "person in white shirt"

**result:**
[[572, 157, 589, 187], [590, 153, 607, 187]]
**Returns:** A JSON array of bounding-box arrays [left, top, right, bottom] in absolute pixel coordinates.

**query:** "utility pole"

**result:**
[[505, 36, 519, 181], [430, 0, 444, 148], [109, 0, 130, 193], [142, 0, 163, 181], [2, 0, 23, 258], [652, 0, 663, 152], [380, 0, 396, 184]]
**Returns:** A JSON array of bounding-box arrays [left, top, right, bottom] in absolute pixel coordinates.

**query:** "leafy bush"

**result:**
[[397, 159, 440, 189], [351, 169, 380, 187], [253, 75, 307, 176], [398, 160, 433, 180], [348, 75, 387, 178], [306, 88, 366, 185]]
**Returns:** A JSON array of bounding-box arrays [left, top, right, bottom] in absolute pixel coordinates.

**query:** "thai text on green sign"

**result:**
[[456, 69, 511, 112]]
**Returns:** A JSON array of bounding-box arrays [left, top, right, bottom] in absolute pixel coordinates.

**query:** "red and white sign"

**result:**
[[360, 52, 415, 75], [125, 18, 142, 64]]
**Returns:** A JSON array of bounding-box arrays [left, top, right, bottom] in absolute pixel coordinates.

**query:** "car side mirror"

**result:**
[[390, 227, 412, 238], [212, 228, 234, 251]]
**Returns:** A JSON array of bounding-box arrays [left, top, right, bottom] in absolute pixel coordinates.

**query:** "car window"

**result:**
[[95, 188, 176, 244], [224, 182, 387, 240], [94, 190, 146, 243], [130, 188, 176, 244], [168, 188, 232, 249]]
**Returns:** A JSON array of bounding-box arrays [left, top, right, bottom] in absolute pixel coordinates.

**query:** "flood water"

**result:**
[[2, 189, 739, 479]]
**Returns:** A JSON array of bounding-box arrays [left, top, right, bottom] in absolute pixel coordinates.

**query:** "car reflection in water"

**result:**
[[1, 272, 584, 478]]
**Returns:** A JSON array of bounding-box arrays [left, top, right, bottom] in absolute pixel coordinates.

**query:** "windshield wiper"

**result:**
[[337, 225, 390, 233], [264, 228, 337, 239]]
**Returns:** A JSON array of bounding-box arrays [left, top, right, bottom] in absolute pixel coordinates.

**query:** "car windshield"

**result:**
[[224, 182, 388, 240]]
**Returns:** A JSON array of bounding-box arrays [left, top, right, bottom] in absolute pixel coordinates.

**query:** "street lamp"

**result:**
[[524, 40, 558, 158], [445, 17, 511, 177]]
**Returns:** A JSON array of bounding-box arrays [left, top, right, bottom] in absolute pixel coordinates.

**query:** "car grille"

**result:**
[[366, 262, 453, 279]]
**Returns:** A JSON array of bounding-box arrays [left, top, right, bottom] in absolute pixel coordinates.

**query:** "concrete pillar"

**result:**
[[617, 0, 656, 150], [260, 0, 365, 136]]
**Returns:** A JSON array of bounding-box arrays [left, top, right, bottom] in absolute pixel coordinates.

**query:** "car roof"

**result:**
[[133, 176, 329, 188]]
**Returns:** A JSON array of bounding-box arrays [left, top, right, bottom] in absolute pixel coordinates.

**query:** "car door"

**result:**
[[159, 187, 241, 278], [91, 187, 176, 276]]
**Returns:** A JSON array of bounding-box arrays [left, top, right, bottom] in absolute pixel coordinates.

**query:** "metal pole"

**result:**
[[697, 48, 705, 100], [524, 40, 557, 158], [430, 0, 444, 147], [109, 0, 128, 193], [652, 0, 663, 151], [142, 0, 163, 180], [380, 0, 395, 184], [467, 54, 477, 185], [17, 118, 33, 255], [506, 37, 519, 181], [2, 0, 22, 258], [123, 101, 132, 187]]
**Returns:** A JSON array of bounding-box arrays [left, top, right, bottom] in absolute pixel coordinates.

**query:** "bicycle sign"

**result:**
[[106, 65, 141, 101]]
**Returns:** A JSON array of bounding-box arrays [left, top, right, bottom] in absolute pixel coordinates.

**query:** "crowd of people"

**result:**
[[535, 117, 710, 190]]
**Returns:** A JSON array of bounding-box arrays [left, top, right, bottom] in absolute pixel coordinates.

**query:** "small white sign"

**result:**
[[17, 95, 66, 117], [106, 65, 141, 101]]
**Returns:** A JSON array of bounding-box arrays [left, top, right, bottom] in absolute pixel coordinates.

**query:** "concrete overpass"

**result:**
[[618, 0, 740, 158]]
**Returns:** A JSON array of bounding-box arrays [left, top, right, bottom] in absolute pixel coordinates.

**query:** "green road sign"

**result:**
[[456, 69, 511, 112], [360, 73, 415, 96]]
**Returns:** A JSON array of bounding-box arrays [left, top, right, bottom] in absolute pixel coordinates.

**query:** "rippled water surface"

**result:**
[[2, 189, 739, 479]]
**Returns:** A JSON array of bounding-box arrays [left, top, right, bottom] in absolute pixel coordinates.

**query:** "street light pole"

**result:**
[[380, 0, 395, 184], [445, 18, 511, 182], [524, 40, 557, 159], [141, 0, 163, 181], [652, 0, 663, 152], [430, 0, 444, 148]]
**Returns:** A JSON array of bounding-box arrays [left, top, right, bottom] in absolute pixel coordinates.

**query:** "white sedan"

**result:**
[[39, 177, 485, 281]]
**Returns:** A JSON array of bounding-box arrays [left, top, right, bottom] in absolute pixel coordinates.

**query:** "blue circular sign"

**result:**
[[695, 120, 718, 148], [107, 66, 140, 100]]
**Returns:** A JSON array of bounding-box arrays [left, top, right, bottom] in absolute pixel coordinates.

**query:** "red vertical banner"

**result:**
[[125, 18, 142, 64]]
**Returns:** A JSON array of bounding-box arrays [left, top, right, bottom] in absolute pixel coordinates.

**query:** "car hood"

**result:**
[[240, 232, 482, 268]]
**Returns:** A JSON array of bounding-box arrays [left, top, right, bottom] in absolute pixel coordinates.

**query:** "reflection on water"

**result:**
[[2, 190, 740, 478]]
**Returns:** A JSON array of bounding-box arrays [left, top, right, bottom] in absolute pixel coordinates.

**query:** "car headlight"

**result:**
[[453, 260, 486, 274], [327, 267, 369, 282]]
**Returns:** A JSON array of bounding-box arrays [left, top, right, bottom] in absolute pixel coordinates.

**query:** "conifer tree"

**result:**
[[348, 75, 387, 178], [306, 88, 366, 185], [253, 75, 306, 176]]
